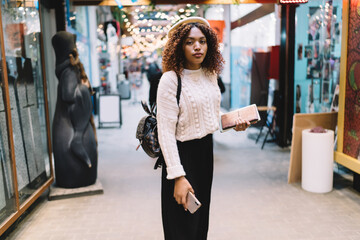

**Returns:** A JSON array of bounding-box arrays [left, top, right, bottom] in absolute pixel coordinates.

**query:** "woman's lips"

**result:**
[[193, 53, 203, 58]]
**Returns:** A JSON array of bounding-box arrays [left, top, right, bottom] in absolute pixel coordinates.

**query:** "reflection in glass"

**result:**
[[1, 1, 50, 204], [0, 40, 17, 224]]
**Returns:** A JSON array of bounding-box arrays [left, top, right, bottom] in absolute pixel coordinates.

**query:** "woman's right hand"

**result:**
[[174, 176, 194, 211]]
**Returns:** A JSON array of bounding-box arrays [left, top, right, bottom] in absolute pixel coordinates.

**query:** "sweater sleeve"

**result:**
[[156, 71, 185, 179]]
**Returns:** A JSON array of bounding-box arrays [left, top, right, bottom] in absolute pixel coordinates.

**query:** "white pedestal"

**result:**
[[302, 129, 334, 193]]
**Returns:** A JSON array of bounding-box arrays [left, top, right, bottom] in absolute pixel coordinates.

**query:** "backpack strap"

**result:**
[[176, 73, 181, 105], [154, 73, 181, 170]]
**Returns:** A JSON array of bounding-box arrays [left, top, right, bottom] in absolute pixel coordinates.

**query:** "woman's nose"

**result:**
[[194, 41, 200, 50]]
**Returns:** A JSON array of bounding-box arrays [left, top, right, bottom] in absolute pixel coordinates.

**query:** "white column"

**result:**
[[40, 7, 57, 132], [223, 4, 231, 85], [204, 5, 231, 83], [275, 4, 281, 46], [88, 6, 100, 88]]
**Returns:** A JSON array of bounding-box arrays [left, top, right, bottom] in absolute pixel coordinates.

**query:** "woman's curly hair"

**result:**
[[162, 22, 224, 76]]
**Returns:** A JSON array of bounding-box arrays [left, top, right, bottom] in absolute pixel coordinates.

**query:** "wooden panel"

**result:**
[[71, 0, 278, 6], [288, 112, 338, 183], [335, 152, 360, 174], [336, 0, 349, 155]]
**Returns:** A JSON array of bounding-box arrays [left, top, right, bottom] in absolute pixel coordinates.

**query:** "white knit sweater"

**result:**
[[156, 68, 221, 179]]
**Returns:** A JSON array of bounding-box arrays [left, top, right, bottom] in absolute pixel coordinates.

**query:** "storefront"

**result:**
[[0, 1, 53, 235]]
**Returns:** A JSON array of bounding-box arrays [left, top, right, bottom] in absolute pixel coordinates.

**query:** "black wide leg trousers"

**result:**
[[161, 134, 214, 240]]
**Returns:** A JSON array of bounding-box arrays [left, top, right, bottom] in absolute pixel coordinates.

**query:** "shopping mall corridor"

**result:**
[[4, 80, 360, 240]]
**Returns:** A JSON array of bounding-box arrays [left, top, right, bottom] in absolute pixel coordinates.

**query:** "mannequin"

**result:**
[[52, 31, 97, 188], [105, 23, 119, 93]]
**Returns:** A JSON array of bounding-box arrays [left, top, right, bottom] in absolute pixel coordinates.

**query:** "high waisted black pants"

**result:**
[[161, 134, 213, 240]]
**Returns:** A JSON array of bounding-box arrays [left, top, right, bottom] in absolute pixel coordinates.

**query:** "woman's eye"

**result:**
[[186, 41, 193, 45], [200, 40, 206, 44]]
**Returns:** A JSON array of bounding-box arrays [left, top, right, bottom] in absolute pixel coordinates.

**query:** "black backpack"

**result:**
[[136, 74, 181, 169]]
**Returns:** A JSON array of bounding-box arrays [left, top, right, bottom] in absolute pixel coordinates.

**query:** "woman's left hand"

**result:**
[[234, 118, 250, 131]]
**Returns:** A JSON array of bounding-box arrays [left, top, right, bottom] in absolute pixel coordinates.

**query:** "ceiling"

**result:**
[[71, 0, 278, 6]]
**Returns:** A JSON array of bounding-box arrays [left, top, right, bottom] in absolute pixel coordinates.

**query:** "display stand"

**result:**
[[302, 129, 334, 193], [98, 94, 122, 128], [48, 180, 103, 201], [288, 112, 337, 183]]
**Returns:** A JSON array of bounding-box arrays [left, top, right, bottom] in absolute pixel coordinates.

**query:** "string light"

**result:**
[[117, 4, 199, 58]]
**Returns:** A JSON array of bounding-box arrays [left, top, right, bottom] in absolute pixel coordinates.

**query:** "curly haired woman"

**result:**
[[156, 17, 250, 240]]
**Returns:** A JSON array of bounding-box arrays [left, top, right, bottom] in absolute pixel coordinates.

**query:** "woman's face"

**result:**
[[183, 27, 207, 70]]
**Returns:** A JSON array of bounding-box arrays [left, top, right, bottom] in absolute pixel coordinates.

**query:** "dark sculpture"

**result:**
[[52, 31, 97, 188]]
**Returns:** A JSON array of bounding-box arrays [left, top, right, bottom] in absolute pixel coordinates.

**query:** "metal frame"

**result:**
[[0, 2, 54, 236]]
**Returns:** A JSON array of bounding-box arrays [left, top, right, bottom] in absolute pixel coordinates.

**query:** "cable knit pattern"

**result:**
[[157, 68, 221, 179]]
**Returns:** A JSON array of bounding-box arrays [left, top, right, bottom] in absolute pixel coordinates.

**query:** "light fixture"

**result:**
[[115, 0, 122, 9], [279, 0, 308, 4]]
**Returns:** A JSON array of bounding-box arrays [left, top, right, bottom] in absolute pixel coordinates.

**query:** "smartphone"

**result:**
[[187, 192, 201, 214]]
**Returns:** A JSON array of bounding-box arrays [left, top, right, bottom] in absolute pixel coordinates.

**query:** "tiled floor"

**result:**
[[3, 81, 360, 240]]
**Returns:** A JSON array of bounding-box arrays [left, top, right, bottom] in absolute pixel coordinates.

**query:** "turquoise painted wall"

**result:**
[[294, 0, 342, 113]]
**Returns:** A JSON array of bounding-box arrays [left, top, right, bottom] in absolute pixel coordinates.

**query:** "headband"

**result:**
[[167, 16, 210, 38]]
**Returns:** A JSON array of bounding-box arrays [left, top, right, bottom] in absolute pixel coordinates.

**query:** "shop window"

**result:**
[[0, 40, 17, 226], [1, 1, 51, 205]]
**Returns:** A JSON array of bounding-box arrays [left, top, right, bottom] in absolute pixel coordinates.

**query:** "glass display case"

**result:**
[[0, 0, 53, 235]]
